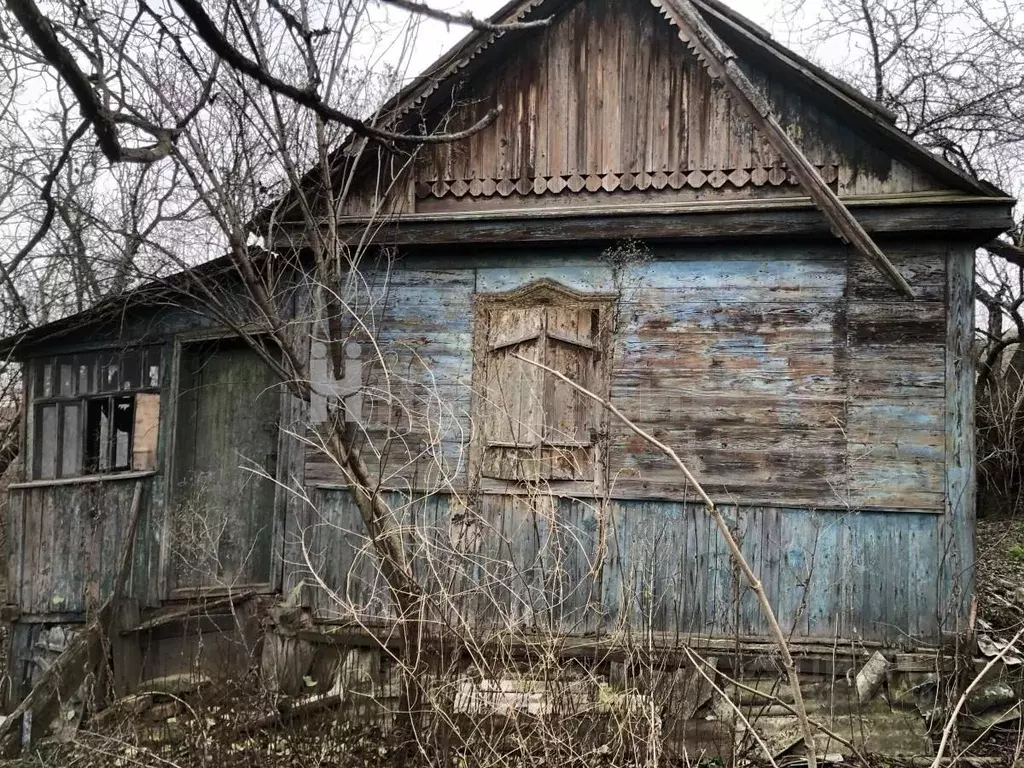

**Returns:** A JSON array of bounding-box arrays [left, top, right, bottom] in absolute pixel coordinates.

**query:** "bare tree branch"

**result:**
[[377, 0, 552, 32], [6, 0, 181, 162], [172, 0, 503, 146], [513, 351, 821, 768]]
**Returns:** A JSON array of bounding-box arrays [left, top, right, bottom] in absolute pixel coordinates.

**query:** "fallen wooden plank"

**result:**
[[232, 692, 345, 734], [124, 590, 257, 635]]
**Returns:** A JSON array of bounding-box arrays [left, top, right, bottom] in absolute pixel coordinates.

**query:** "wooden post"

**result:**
[[111, 598, 142, 697]]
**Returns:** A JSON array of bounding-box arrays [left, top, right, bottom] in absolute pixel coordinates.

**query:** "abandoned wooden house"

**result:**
[[0, 0, 1016, 751]]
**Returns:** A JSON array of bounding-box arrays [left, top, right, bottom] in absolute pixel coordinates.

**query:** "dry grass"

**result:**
[[976, 517, 1024, 630]]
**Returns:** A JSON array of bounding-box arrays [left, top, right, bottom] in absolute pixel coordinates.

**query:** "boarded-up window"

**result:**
[[31, 347, 162, 479], [477, 286, 612, 482]]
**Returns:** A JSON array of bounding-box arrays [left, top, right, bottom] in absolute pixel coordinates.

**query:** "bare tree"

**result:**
[[779, 0, 1024, 180], [0, 0, 569, 747], [778, 0, 1024, 517]]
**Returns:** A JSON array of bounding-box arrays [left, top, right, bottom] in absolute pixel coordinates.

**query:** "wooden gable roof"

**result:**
[[261, 0, 1015, 297], [335, 0, 998, 211], [406, 0, 932, 207], [304, 0, 1012, 296]]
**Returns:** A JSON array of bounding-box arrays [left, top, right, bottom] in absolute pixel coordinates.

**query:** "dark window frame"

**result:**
[[30, 347, 162, 480]]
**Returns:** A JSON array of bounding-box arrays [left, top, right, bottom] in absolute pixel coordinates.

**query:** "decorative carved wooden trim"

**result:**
[[467, 279, 616, 491], [415, 165, 839, 200], [474, 278, 619, 307], [654, 0, 914, 298]]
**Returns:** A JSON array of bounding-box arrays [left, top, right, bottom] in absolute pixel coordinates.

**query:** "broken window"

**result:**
[[475, 285, 612, 483], [31, 347, 162, 480]]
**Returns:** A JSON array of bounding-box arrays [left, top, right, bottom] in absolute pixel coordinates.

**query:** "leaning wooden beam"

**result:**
[[653, 0, 915, 299], [0, 482, 144, 757]]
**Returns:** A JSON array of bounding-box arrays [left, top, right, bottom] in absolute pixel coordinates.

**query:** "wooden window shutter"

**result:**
[[480, 303, 600, 483], [541, 306, 596, 480], [132, 393, 161, 471], [481, 307, 545, 480]]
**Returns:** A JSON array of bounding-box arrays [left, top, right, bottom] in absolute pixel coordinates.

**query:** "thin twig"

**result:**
[[688, 648, 871, 767], [514, 352, 821, 768], [683, 646, 780, 768], [930, 625, 1024, 768], [173, 0, 502, 146]]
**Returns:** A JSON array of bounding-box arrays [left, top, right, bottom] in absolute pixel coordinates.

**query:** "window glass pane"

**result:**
[[90, 356, 103, 393], [35, 405, 58, 479], [58, 359, 76, 396], [120, 350, 142, 390], [113, 395, 134, 470], [31, 348, 159, 478], [86, 398, 111, 472], [103, 360, 120, 392], [91, 352, 120, 392], [77, 359, 92, 394], [38, 360, 53, 398], [60, 404, 81, 477], [33, 361, 44, 398], [145, 347, 162, 388]]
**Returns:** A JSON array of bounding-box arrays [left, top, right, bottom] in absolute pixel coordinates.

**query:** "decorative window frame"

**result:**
[[469, 280, 616, 492]]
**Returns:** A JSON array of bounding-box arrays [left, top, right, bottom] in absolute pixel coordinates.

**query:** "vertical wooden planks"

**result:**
[[775, 509, 808, 637], [598, 0, 621, 177], [810, 511, 844, 640], [19, 487, 38, 613], [357, 0, 956, 215], [629, 11, 652, 175], [10, 481, 152, 617], [663, 502, 693, 636], [170, 341, 281, 591], [304, 488, 397, 622], [941, 244, 976, 634], [6, 489, 24, 608], [603, 499, 630, 632], [546, 7, 569, 179], [529, 35, 546, 180]]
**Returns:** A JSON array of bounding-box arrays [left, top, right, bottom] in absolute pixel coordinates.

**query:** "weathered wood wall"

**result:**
[[293, 240, 972, 644], [2, 241, 973, 651], [939, 245, 975, 628], [296, 489, 952, 644], [6, 479, 159, 615], [5, 286, 304, 618], [170, 339, 283, 593], [397, 0, 941, 214], [306, 241, 948, 513]]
